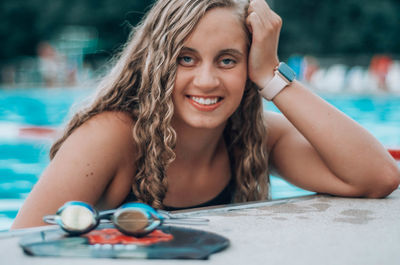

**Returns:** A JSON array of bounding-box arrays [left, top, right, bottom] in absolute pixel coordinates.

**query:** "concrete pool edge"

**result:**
[[0, 189, 399, 264], [170, 194, 318, 217]]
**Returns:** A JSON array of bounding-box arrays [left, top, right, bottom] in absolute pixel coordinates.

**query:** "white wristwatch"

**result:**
[[259, 62, 296, 101]]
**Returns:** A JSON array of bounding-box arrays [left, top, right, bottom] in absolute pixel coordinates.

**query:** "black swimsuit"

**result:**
[[122, 153, 236, 211], [122, 177, 234, 211]]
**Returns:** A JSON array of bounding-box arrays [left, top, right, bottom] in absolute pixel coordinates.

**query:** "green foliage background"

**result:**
[[0, 0, 399, 63], [276, 0, 400, 57]]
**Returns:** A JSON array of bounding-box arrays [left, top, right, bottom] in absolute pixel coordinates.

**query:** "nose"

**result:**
[[193, 63, 220, 90]]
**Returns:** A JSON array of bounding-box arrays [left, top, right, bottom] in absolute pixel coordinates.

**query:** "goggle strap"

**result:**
[[163, 218, 209, 225], [43, 214, 59, 224], [98, 209, 115, 219]]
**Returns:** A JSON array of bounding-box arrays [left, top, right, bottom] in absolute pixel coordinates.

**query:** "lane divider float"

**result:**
[[2, 122, 400, 160]]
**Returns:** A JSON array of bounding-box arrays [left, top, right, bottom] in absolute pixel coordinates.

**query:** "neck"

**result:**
[[172, 121, 226, 165]]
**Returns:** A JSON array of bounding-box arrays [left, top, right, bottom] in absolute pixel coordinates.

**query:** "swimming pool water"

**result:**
[[0, 88, 399, 230]]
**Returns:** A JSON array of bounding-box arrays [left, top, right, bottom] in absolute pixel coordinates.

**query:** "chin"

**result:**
[[188, 120, 225, 130], [174, 115, 227, 130]]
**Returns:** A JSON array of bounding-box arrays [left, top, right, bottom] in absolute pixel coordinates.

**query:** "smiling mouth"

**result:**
[[187, 96, 222, 106]]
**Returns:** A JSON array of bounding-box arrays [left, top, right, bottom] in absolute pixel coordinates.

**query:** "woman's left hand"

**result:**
[[246, 0, 282, 89]]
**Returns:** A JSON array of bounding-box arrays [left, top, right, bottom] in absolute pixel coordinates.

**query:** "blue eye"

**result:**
[[178, 56, 194, 66], [222, 59, 234, 64], [220, 58, 236, 68]]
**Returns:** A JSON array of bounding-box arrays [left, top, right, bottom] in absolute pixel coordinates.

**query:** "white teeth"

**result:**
[[191, 96, 219, 105]]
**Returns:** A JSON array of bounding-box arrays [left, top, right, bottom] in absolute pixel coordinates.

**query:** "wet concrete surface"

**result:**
[[1, 189, 399, 265]]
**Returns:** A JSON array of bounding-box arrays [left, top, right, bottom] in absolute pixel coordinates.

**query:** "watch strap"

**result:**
[[259, 70, 289, 101]]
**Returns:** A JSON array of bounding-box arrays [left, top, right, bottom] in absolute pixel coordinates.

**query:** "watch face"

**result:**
[[278, 62, 296, 82]]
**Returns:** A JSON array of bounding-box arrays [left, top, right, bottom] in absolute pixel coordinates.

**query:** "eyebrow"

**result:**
[[218, 49, 244, 58], [180, 46, 197, 53], [180, 47, 244, 58]]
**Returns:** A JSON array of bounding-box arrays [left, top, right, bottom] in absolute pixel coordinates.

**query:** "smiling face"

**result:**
[[172, 7, 248, 131]]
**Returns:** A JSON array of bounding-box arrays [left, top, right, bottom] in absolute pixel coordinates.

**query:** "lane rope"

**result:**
[[10, 124, 400, 161]]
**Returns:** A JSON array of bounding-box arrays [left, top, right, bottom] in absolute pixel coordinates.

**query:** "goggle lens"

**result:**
[[116, 210, 149, 230], [59, 204, 97, 233]]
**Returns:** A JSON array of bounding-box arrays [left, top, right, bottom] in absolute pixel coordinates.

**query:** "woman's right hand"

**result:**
[[246, 0, 282, 89]]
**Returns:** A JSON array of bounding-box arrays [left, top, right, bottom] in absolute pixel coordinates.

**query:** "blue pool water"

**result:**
[[0, 88, 399, 230]]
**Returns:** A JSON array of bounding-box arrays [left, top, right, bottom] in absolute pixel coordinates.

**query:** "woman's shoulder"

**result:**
[[81, 110, 136, 152], [263, 110, 293, 150], [54, 111, 137, 209], [85, 111, 135, 129], [80, 111, 135, 140], [60, 111, 137, 163]]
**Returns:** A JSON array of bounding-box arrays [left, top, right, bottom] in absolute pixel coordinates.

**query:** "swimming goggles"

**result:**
[[43, 201, 208, 237]]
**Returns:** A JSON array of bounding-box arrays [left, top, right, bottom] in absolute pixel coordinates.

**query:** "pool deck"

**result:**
[[1, 188, 399, 265]]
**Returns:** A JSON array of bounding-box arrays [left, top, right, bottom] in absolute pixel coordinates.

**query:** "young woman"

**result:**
[[12, 0, 399, 229]]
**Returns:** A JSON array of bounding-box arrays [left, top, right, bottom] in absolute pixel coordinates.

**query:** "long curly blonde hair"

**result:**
[[50, 0, 269, 209]]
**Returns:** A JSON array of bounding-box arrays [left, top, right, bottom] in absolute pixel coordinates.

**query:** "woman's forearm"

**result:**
[[272, 81, 400, 196], [245, 0, 398, 196]]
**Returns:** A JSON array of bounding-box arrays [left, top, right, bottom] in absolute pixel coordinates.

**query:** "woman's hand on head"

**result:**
[[246, 0, 282, 89]]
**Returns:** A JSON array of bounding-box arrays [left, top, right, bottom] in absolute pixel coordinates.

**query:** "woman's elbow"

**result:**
[[365, 163, 400, 198]]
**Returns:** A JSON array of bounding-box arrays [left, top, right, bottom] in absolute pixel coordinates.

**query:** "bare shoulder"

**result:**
[[80, 111, 135, 139], [65, 111, 137, 195], [264, 111, 293, 151], [58, 111, 136, 162], [11, 111, 138, 228], [80, 110, 133, 143], [74, 111, 137, 208], [51, 110, 138, 203]]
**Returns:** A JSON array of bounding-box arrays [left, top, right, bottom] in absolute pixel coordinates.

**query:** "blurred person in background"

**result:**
[[369, 55, 393, 91], [37, 42, 65, 87]]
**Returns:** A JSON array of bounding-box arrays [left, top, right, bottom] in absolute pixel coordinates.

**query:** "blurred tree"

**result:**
[[0, 0, 154, 62], [276, 0, 400, 59], [0, 0, 399, 65]]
